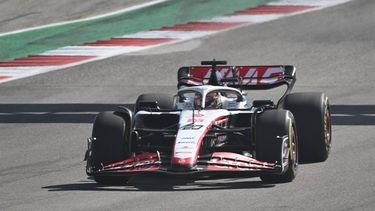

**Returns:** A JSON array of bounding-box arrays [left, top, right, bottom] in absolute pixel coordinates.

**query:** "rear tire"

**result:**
[[90, 111, 130, 184], [283, 92, 331, 162], [135, 93, 175, 113], [256, 110, 298, 183]]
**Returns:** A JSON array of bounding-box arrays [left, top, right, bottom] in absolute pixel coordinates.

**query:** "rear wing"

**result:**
[[177, 63, 296, 90]]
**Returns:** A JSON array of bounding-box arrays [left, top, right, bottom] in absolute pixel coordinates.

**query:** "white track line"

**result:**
[[120, 31, 215, 39], [206, 14, 285, 24], [40, 46, 144, 56]]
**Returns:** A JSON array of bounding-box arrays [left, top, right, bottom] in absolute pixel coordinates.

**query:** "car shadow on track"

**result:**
[[0, 104, 374, 125], [42, 175, 274, 192], [0, 103, 134, 123]]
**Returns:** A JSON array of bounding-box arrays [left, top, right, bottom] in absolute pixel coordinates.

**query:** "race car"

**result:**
[[85, 60, 331, 184]]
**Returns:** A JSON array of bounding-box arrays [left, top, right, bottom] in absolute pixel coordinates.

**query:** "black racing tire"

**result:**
[[135, 93, 175, 113], [256, 110, 298, 183], [90, 111, 130, 184], [283, 92, 331, 162]]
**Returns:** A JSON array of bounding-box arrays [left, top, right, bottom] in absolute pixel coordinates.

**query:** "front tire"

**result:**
[[256, 110, 298, 183], [89, 111, 130, 184]]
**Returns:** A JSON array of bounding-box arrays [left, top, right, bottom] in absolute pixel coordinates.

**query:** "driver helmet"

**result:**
[[205, 92, 222, 109]]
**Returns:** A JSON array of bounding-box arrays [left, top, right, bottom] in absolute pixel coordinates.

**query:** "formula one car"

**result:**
[[85, 60, 331, 184]]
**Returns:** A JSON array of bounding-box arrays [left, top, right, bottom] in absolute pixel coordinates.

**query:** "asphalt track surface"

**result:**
[[1, 0, 375, 210]]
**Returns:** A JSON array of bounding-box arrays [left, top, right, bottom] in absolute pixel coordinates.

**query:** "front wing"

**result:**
[[90, 152, 284, 177]]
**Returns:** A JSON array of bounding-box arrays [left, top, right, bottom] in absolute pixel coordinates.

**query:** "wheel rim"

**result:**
[[283, 120, 298, 172], [290, 125, 298, 172], [324, 104, 332, 151], [282, 139, 289, 167]]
